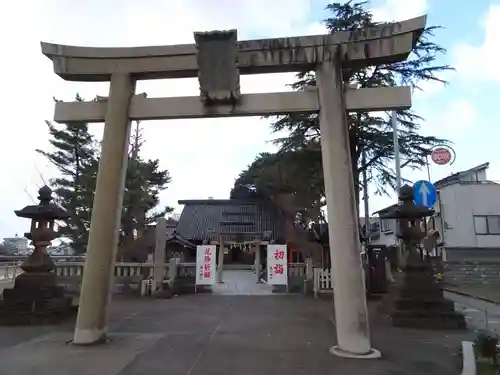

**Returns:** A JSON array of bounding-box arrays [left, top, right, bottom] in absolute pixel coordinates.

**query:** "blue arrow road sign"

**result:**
[[413, 180, 437, 208]]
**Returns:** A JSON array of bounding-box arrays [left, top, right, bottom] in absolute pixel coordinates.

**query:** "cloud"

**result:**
[[420, 98, 478, 138], [0, 0, 322, 238], [371, 0, 428, 22], [453, 4, 500, 83]]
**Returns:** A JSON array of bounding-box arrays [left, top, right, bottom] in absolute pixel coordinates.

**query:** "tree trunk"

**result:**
[[271, 194, 323, 266]]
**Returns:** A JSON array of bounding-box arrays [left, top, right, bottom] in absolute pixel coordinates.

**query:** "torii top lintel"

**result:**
[[40, 15, 426, 82]]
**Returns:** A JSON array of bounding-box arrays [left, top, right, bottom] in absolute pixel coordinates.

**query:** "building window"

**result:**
[[474, 215, 500, 235], [380, 219, 393, 233]]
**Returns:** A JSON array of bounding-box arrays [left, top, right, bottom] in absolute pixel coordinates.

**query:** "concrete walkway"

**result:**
[[445, 290, 500, 334], [212, 270, 274, 295], [445, 285, 500, 304], [0, 295, 470, 375]]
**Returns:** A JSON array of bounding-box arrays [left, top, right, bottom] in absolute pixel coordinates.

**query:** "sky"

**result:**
[[0, 0, 498, 239]]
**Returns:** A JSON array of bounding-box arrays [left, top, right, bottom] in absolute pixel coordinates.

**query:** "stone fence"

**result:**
[[1, 261, 310, 296], [443, 261, 500, 287], [0, 262, 19, 282], [6, 258, 498, 293]]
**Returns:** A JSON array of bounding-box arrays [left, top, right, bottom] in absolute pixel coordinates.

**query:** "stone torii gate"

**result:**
[[41, 15, 426, 358]]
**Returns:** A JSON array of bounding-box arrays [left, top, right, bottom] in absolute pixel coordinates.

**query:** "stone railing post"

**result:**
[[255, 243, 261, 283], [154, 217, 168, 289], [304, 257, 313, 294], [168, 257, 178, 282], [217, 238, 224, 283]]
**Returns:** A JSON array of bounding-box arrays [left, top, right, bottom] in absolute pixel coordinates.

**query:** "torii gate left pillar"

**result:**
[[71, 74, 135, 344], [41, 16, 426, 356]]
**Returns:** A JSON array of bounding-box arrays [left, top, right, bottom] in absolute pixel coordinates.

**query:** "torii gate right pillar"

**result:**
[[317, 56, 379, 358]]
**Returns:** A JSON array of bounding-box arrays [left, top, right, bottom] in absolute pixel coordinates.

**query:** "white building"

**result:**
[[361, 215, 397, 248], [2, 235, 28, 254], [433, 163, 500, 259], [368, 163, 500, 258]]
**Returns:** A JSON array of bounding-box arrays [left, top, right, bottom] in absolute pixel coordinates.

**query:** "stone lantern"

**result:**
[[382, 185, 433, 268], [0, 186, 73, 325], [380, 184, 465, 330]]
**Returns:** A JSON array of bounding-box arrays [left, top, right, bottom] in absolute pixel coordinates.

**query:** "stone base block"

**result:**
[[391, 310, 466, 330], [0, 296, 74, 326], [391, 315, 466, 330], [0, 273, 74, 326], [395, 298, 455, 311]]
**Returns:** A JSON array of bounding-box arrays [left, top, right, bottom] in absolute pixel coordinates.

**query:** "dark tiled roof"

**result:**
[[176, 199, 285, 242], [167, 233, 196, 249]]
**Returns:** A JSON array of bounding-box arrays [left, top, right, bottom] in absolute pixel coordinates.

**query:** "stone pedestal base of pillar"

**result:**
[[303, 279, 314, 295], [0, 272, 73, 326], [388, 263, 466, 330], [329, 346, 382, 359], [152, 281, 175, 299], [72, 333, 110, 346]]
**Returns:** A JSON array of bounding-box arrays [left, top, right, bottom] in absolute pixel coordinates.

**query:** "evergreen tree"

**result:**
[[234, 1, 452, 224], [231, 149, 325, 225], [36, 94, 98, 253], [39, 115, 174, 254], [121, 121, 173, 248]]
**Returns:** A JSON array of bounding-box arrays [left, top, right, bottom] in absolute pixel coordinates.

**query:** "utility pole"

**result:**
[[392, 111, 403, 273], [392, 111, 402, 195], [361, 148, 370, 244]]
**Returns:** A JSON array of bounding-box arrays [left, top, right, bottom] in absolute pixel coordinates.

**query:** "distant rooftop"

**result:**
[[434, 162, 497, 189]]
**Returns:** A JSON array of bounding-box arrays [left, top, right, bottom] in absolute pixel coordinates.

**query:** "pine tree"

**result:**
[[231, 150, 325, 224], [121, 121, 173, 249], [36, 94, 98, 253], [235, 1, 452, 224]]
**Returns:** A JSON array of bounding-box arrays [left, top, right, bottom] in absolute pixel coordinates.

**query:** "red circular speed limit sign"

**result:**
[[431, 147, 452, 165]]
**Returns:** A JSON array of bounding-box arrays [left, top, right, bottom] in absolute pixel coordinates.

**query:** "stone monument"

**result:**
[[380, 184, 465, 329], [0, 186, 73, 325]]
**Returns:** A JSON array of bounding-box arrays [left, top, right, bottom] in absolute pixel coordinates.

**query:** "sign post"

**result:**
[[196, 245, 217, 288], [267, 244, 288, 287], [413, 180, 437, 209]]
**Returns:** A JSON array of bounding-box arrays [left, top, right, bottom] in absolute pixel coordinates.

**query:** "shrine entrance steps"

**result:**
[[212, 270, 273, 295]]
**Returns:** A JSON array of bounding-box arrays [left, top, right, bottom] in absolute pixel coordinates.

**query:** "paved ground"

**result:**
[[212, 270, 274, 295], [445, 290, 500, 334], [0, 294, 471, 375]]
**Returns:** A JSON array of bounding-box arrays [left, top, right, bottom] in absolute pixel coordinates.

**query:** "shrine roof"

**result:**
[[175, 199, 285, 242], [166, 232, 196, 250]]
